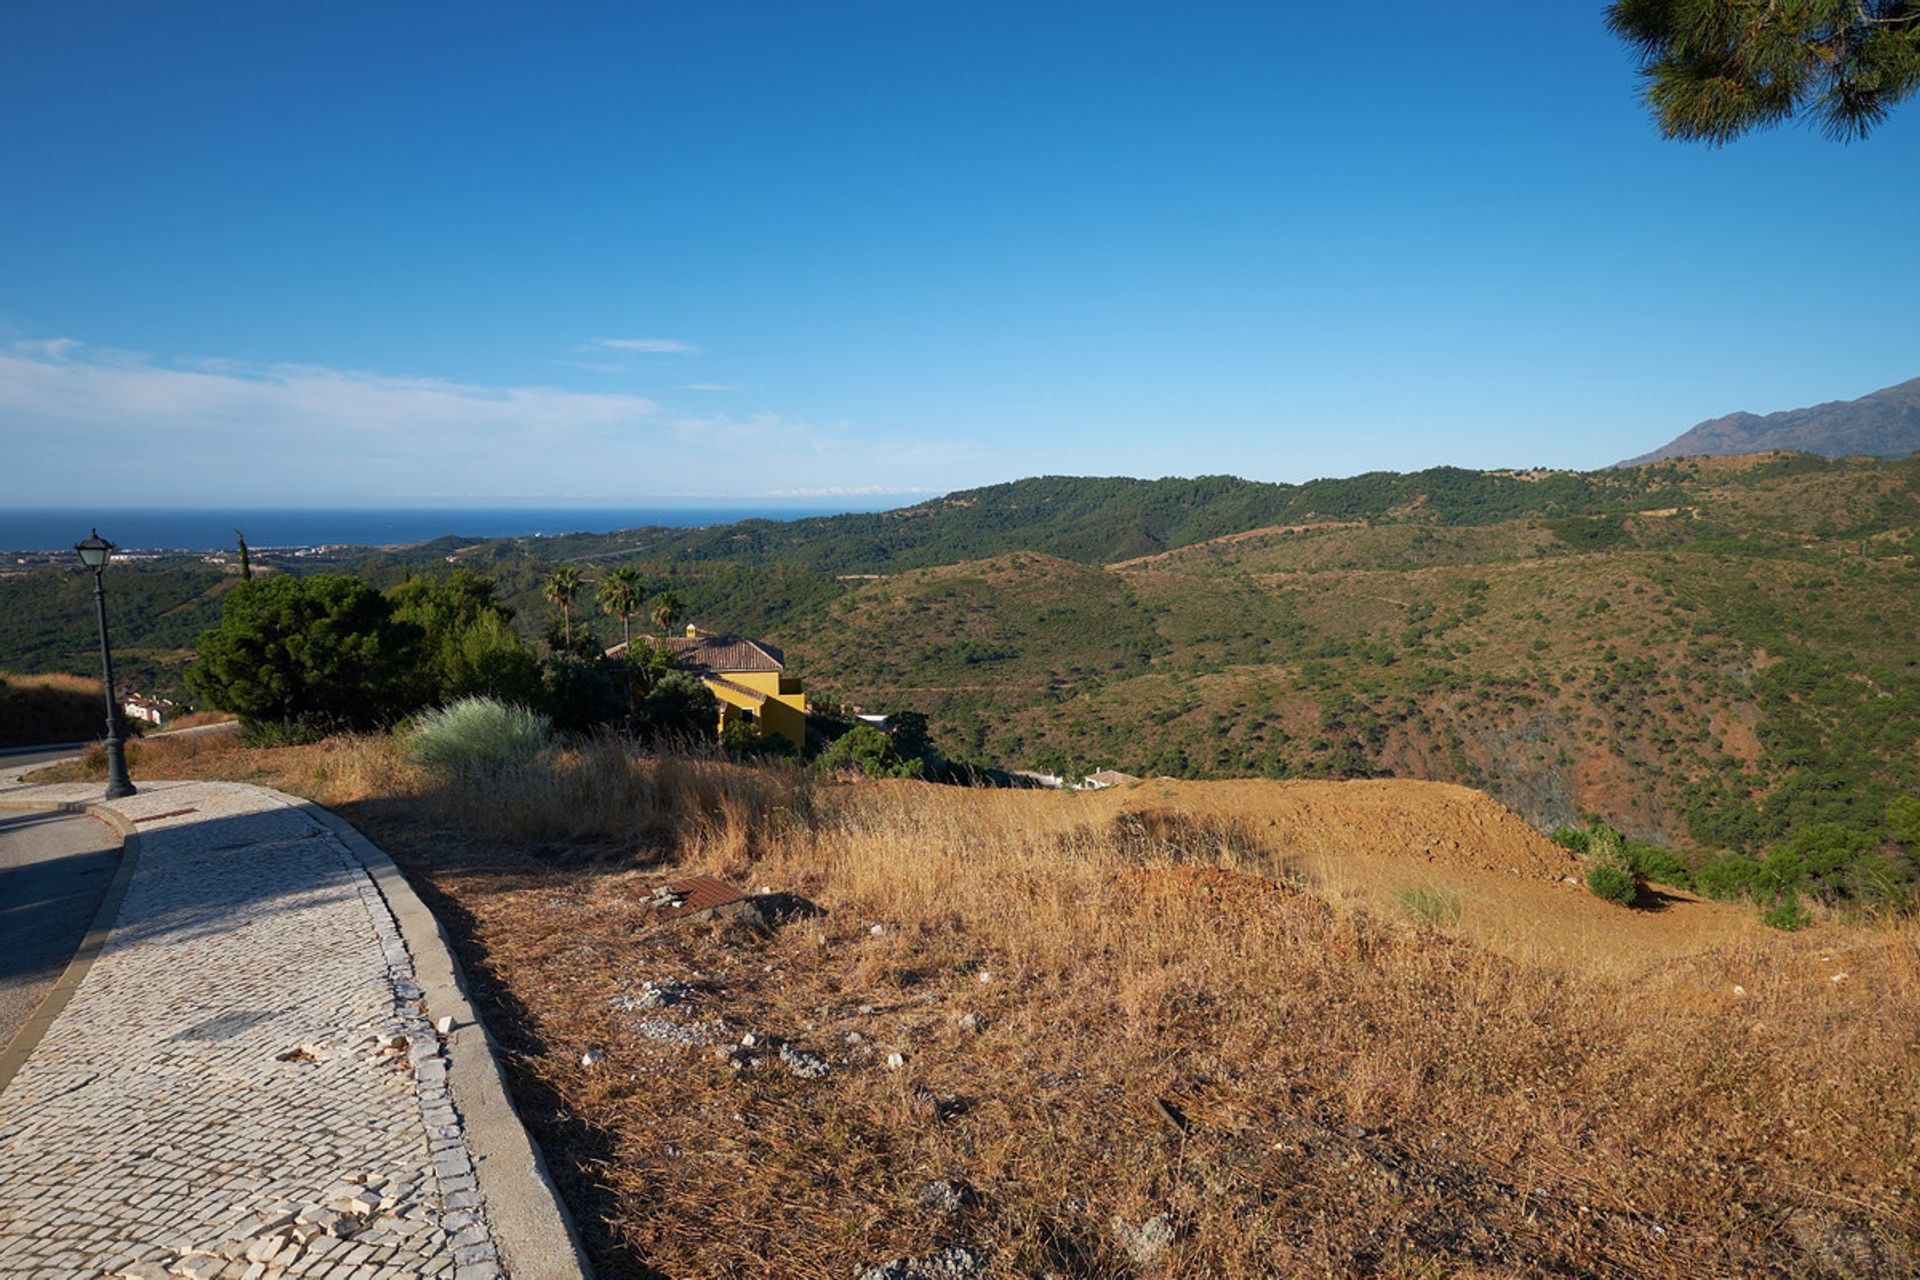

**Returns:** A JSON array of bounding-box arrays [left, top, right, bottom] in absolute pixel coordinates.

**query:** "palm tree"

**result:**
[[599, 566, 646, 651], [543, 566, 584, 649], [650, 591, 685, 637]]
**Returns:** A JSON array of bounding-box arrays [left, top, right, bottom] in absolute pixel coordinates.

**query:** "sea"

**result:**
[[0, 505, 895, 554]]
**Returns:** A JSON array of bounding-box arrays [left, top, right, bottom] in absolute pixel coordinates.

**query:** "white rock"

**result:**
[[976, 970, 994, 984], [435, 1015, 454, 1034], [581, 1049, 605, 1067], [885, 1051, 906, 1071], [869, 923, 885, 935]]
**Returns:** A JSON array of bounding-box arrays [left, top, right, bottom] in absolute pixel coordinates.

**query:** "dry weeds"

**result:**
[[36, 738, 1920, 1278]]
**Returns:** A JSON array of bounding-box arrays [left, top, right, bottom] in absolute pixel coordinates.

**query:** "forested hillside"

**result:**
[[4, 453, 1915, 860]]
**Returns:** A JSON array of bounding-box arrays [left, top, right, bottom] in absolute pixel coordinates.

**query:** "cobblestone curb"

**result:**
[[287, 794, 592, 1280], [0, 780, 591, 1280]]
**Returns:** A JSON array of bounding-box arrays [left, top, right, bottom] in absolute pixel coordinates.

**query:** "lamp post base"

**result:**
[[103, 737, 137, 799]]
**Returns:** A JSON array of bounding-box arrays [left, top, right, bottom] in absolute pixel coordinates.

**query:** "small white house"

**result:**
[[122, 694, 175, 726]]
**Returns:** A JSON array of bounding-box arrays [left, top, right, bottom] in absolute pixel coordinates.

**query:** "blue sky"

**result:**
[[3, 3, 1916, 507]]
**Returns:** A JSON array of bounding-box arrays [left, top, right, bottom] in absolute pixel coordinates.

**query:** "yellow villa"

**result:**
[[614, 625, 808, 749]]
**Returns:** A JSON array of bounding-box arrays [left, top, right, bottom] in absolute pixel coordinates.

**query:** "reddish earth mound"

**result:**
[[1116, 777, 1581, 883]]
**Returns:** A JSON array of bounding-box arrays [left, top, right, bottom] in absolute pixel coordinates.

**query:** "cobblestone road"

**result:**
[[0, 781, 504, 1280]]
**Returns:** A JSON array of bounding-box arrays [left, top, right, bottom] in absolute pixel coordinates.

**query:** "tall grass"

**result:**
[[0, 671, 106, 747], [409, 696, 551, 779]]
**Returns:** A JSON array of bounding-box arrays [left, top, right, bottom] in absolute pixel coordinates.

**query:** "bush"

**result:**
[[816, 724, 923, 779], [1397, 885, 1462, 929], [540, 654, 625, 735], [1697, 854, 1760, 901], [1623, 838, 1695, 890], [410, 697, 550, 778], [1586, 862, 1638, 906], [187, 574, 422, 732], [1760, 893, 1812, 931], [637, 671, 719, 744]]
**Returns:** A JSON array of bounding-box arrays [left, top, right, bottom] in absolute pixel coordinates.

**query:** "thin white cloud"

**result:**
[[680, 382, 739, 392], [0, 336, 965, 503], [583, 337, 703, 355]]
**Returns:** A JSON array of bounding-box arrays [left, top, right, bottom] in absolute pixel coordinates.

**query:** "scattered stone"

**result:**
[[779, 1043, 830, 1079], [858, 1003, 876, 1015], [435, 1015, 455, 1034], [869, 923, 886, 935], [846, 1030, 865, 1044], [1732, 985, 1746, 997], [955, 1012, 980, 1033], [632, 1014, 726, 1047], [918, 1179, 975, 1213], [741, 1032, 760, 1047], [975, 970, 994, 984], [1111, 1214, 1177, 1268], [612, 979, 697, 1012], [581, 1049, 605, 1067], [886, 1051, 907, 1071], [1830, 972, 1850, 984], [857, 1245, 984, 1280]]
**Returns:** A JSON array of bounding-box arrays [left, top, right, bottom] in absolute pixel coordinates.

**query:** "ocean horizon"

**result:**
[[0, 503, 905, 554]]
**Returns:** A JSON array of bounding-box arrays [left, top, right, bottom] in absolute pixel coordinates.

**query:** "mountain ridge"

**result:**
[[1619, 376, 1920, 466]]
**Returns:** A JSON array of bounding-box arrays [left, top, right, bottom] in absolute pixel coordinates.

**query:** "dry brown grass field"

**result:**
[[36, 736, 1920, 1278], [0, 670, 105, 747]]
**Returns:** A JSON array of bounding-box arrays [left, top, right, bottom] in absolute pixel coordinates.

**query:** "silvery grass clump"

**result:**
[[409, 696, 551, 780]]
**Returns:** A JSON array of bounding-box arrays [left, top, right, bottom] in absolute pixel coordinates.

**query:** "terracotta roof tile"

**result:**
[[663, 633, 785, 673]]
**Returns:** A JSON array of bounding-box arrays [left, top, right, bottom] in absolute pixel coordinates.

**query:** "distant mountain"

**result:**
[[1619, 376, 1920, 466]]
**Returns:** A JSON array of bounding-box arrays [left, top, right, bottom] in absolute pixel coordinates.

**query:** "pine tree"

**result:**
[[1609, 1, 1920, 142]]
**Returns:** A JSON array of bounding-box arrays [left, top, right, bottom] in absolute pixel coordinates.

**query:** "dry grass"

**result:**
[[36, 737, 1920, 1278], [0, 670, 103, 747]]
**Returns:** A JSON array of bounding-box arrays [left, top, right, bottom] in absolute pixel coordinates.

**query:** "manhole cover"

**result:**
[[171, 1010, 280, 1042], [650, 876, 747, 921]]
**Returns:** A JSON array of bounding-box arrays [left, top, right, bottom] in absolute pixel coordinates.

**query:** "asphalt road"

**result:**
[[0, 809, 121, 1054], [0, 741, 93, 776]]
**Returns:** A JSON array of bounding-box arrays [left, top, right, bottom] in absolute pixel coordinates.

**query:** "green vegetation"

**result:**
[[5, 454, 1918, 921], [410, 697, 550, 779], [1586, 862, 1638, 907], [1396, 884, 1462, 929], [815, 723, 923, 778], [1608, 0, 1920, 143], [187, 575, 421, 733]]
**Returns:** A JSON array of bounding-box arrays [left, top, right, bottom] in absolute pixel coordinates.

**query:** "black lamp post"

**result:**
[[74, 529, 137, 799]]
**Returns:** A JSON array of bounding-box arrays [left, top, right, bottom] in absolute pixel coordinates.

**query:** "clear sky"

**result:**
[[3, 3, 1916, 507]]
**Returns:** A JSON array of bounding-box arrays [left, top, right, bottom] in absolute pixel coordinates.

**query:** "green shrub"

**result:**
[[1760, 893, 1812, 931], [1697, 854, 1760, 901], [1397, 885, 1462, 929], [410, 697, 550, 778], [1586, 862, 1638, 906], [1550, 826, 1591, 853], [187, 574, 423, 731], [1623, 838, 1695, 890], [816, 724, 923, 779]]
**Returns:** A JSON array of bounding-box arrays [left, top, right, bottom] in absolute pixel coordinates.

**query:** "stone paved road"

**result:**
[[0, 781, 504, 1280], [0, 809, 120, 1052]]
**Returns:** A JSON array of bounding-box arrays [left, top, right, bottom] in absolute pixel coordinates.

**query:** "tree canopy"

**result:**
[[1609, 0, 1920, 142], [186, 574, 422, 731]]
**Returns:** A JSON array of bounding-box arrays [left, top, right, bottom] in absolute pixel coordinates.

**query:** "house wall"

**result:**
[[702, 669, 808, 749]]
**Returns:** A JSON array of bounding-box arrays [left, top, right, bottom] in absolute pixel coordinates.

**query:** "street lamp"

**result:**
[[74, 529, 137, 799]]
